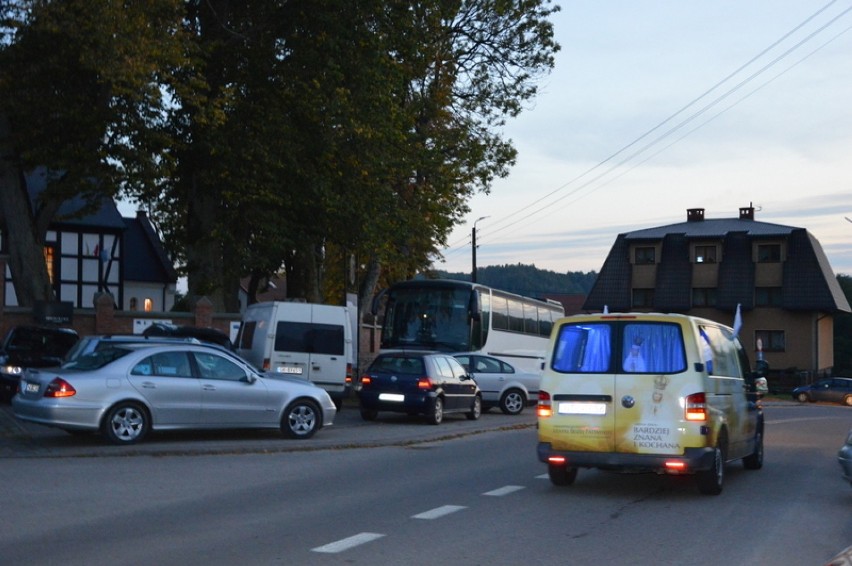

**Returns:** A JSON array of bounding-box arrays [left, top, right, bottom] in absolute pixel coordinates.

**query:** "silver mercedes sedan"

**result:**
[[12, 343, 336, 444]]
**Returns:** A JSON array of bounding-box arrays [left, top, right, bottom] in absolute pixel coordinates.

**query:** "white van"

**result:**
[[236, 302, 354, 408], [537, 313, 764, 495]]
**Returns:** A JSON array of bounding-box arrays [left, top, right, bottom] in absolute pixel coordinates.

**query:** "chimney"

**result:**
[[739, 204, 755, 220], [687, 208, 705, 222]]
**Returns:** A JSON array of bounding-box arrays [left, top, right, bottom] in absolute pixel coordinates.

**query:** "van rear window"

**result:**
[[274, 322, 344, 355], [552, 322, 686, 374]]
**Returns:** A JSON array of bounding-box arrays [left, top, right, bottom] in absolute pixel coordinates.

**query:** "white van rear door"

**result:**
[[306, 305, 347, 396]]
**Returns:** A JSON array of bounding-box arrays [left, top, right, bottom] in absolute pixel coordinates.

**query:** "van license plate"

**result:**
[[558, 402, 606, 415], [277, 367, 303, 375]]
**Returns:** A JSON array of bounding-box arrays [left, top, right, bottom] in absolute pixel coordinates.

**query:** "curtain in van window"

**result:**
[[552, 324, 611, 373], [622, 323, 685, 374]]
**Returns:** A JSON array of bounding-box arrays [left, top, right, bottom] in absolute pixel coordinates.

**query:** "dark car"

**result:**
[[792, 377, 852, 406], [0, 325, 79, 401], [358, 352, 482, 424], [142, 322, 233, 350]]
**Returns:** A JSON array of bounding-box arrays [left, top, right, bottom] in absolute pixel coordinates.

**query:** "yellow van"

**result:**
[[537, 313, 763, 495]]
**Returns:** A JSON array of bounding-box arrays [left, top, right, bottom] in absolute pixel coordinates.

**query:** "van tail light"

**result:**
[[345, 363, 353, 385], [417, 377, 433, 390], [262, 358, 271, 371], [44, 378, 76, 398], [685, 392, 707, 421], [537, 391, 553, 418]]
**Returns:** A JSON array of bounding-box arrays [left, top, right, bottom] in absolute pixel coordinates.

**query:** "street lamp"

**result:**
[[471, 216, 489, 283]]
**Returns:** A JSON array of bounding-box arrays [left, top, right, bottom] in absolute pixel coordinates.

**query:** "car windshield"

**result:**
[[61, 346, 135, 370]]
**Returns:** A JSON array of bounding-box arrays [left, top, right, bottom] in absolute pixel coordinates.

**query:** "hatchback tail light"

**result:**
[[44, 378, 76, 398], [417, 377, 433, 390], [685, 392, 707, 421], [360, 375, 372, 386], [537, 391, 553, 418]]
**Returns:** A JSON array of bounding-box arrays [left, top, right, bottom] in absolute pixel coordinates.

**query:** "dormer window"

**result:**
[[635, 247, 656, 264], [695, 245, 717, 264], [757, 243, 782, 262]]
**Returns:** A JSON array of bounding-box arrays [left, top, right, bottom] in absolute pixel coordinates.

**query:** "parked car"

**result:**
[[0, 326, 79, 401], [142, 322, 234, 350], [791, 377, 852, 406], [12, 343, 336, 444], [453, 353, 539, 415], [840, 429, 852, 487], [358, 352, 481, 425]]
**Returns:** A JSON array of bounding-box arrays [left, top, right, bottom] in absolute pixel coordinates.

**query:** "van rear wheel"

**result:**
[[696, 444, 725, 495], [743, 430, 764, 470], [548, 464, 578, 486]]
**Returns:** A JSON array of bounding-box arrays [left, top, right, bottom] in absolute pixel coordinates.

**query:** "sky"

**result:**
[[433, 1, 852, 278]]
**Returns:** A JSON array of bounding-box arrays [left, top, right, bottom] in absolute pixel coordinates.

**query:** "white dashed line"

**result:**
[[412, 505, 467, 519], [483, 485, 525, 496], [536, 473, 549, 480], [311, 532, 385, 554]]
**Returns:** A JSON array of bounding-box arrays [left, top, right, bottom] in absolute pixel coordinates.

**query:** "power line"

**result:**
[[438, 1, 852, 261]]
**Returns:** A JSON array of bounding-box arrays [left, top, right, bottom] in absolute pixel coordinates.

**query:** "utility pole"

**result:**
[[471, 216, 489, 283]]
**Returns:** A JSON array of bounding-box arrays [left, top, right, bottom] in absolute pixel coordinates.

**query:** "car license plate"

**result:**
[[379, 393, 405, 402], [25, 382, 40, 393], [558, 401, 606, 415], [277, 366, 303, 375]]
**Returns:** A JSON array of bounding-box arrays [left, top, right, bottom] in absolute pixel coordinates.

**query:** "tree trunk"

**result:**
[[185, 172, 225, 311], [0, 113, 55, 307], [358, 256, 382, 324]]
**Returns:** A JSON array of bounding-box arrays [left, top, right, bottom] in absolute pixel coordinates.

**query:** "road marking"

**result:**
[[412, 505, 467, 519], [312, 532, 385, 554], [483, 485, 525, 496], [536, 474, 549, 479]]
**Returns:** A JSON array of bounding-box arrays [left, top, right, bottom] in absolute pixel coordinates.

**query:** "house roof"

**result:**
[[623, 217, 796, 240], [26, 168, 126, 230], [584, 211, 850, 314], [122, 211, 178, 283]]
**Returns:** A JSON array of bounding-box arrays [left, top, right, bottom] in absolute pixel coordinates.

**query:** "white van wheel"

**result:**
[[548, 464, 577, 486], [743, 430, 764, 470]]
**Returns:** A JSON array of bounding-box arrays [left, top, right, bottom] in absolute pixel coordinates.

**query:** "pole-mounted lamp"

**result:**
[[471, 216, 489, 283]]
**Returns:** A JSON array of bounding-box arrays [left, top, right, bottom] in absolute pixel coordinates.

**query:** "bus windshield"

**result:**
[[381, 285, 472, 351]]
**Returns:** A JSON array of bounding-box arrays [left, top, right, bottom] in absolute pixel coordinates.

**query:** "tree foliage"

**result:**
[[1, 0, 560, 313], [0, 0, 188, 306]]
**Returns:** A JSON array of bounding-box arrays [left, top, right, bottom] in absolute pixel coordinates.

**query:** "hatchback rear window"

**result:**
[[370, 356, 425, 374]]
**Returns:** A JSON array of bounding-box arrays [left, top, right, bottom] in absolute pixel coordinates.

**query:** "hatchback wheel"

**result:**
[[500, 389, 526, 415], [425, 396, 443, 425], [282, 399, 320, 439], [466, 395, 482, 420], [844, 395, 852, 407], [796, 392, 809, 403], [103, 402, 149, 445], [360, 408, 378, 421]]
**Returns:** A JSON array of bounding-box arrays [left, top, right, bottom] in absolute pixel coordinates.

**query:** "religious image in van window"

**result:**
[[623, 337, 646, 372]]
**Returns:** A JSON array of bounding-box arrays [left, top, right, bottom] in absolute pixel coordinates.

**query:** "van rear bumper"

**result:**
[[537, 442, 717, 473]]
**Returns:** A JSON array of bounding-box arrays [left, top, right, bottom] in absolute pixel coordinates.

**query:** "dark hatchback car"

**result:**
[[792, 377, 852, 406], [358, 352, 482, 425], [0, 325, 79, 401]]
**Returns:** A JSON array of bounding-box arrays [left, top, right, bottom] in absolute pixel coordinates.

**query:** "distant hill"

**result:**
[[430, 263, 597, 297]]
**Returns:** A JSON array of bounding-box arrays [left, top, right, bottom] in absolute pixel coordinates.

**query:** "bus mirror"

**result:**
[[468, 291, 481, 321]]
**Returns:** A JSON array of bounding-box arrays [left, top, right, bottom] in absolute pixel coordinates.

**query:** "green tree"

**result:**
[[0, 0, 188, 307]]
